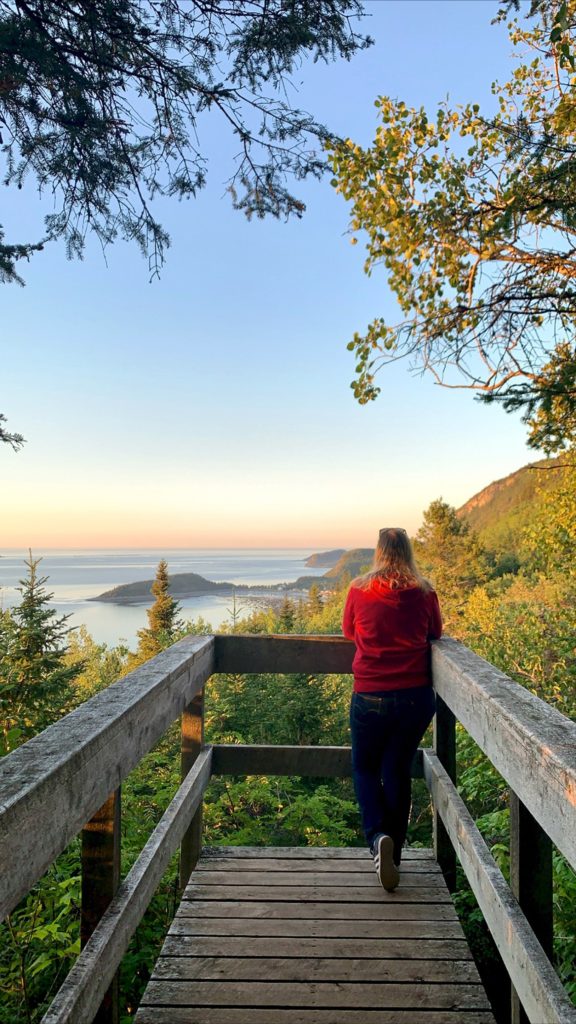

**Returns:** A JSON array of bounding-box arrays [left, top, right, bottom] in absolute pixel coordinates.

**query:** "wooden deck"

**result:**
[[135, 846, 495, 1024]]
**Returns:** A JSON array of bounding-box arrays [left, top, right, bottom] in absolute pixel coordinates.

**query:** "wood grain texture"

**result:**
[[42, 748, 212, 1024], [169, 918, 466, 940], [174, 897, 457, 921], [135, 1011, 496, 1024], [181, 884, 451, 903], [432, 637, 576, 872], [180, 688, 205, 888], [424, 749, 576, 1024], [0, 635, 214, 921], [140, 979, 491, 1010], [213, 634, 354, 674], [190, 869, 442, 888], [151, 956, 482, 983], [161, 935, 472, 958], [135, 845, 493, 1024], [194, 857, 440, 873], [201, 845, 432, 859]]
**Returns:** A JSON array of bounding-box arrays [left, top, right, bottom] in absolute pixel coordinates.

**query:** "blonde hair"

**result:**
[[354, 527, 431, 591]]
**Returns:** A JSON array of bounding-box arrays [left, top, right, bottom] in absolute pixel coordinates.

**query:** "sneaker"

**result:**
[[373, 834, 400, 892]]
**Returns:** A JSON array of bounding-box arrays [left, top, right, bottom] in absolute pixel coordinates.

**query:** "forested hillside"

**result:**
[[1, 463, 575, 1022], [458, 456, 565, 560]]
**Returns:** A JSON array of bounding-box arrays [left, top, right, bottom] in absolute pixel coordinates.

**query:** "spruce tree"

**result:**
[[135, 560, 183, 662], [0, 552, 81, 753], [414, 501, 490, 626], [277, 597, 296, 633]]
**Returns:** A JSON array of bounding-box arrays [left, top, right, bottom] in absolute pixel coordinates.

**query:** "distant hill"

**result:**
[[324, 548, 374, 580], [305, 549, 345, 568], [458, 456, 564, 555]]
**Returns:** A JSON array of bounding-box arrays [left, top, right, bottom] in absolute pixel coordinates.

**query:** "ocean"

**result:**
[[0, 548, 326, 648]]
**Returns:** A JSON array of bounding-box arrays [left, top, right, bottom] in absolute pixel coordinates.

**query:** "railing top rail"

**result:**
[[432, 637, 576, 871], [0, 635, 214, 921], [213, 633, 354, 674]]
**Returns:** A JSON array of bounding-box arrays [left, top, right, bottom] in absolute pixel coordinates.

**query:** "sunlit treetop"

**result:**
[[328, 0, 576, 452]]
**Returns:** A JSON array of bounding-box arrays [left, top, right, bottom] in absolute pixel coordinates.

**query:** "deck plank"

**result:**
[[169, 919, 467, 940], [134, 846, 495, 1024], [183, 884, 451, 902], [190, 870, 443, 887], [151, 956, 480, 982], [175, 898, 458, 920], [136, 1011, 497, 1024], [140, 980, 491, 1010]]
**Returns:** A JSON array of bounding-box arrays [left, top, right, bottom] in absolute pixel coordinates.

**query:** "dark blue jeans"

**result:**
[[350, 686, 436, 865]]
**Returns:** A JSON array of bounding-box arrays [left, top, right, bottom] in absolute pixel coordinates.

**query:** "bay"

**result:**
[[0, 548, 326, 648]]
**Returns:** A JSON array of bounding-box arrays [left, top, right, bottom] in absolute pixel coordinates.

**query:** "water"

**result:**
[[0, 549, 325, 648]]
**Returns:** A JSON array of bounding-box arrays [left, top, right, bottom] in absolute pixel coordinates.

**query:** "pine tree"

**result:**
[[308, 584, 324, 616], [0, 552, 81, 753], [414, 501, 490, 627], [135, 560, 183, 662]]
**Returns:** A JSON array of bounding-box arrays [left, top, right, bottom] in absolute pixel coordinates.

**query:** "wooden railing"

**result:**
[[0, 634, 575, 1024]]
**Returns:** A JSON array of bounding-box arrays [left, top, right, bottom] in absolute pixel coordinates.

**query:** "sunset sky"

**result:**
[[2, 1, 533, 550]]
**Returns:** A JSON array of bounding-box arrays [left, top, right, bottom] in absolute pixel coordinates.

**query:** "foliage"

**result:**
[[327, 0, 576, 448], [414, 499, 490, 627], [0, 0, 370, 285], [462, 575, 576, 714], [131, 559, 184, 664], [63, 624, 130, 698], [0, 553, 82, 755], [519, 462, 576, 579], [0, 412, 24, 450], [0, 846, 81, 1024]]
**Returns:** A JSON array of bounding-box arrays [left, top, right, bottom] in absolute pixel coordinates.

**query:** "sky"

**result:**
[[1, 1, 535, 550]]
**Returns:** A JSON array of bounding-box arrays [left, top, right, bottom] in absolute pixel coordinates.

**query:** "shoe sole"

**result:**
[[374, 835, 400, 892]]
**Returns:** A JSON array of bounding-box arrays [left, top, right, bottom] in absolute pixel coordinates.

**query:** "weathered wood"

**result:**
[[433, 693, 457, 892], [192, 869, 442, 888], [194, 856, 440, 873], [200, 845, 432, 860], [510, 789, 554, 1024], [140, 979, 492, 1010], [136, 843, 494, 1024], [432, 637, 576, 872], [81, 788, 121, 1024], [211, 744, 423, 779], [0, 635, 214, 922], [214, 633, 354, 674], [212, 743, 352, 777], [182, 883, 451, 903], [162, 933, 471, 956], [135, 1010, 497, 1024], [152, 956, 482, 983], [171, 918, 465, 939], [41, 748, 212, 1024], [174, 897, 458, 921], [180, 687, 205, 888], [423, 749, 576, 1024]]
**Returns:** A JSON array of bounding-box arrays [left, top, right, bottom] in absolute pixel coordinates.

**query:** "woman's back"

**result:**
[[343, 577, 442, 691]]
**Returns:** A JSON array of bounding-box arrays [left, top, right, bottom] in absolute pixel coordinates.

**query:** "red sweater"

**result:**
[[342, 578, 442, 692]]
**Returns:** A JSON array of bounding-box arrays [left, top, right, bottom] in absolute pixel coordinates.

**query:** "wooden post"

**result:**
[[510, 789, 554, 1024], [179, 687, 205, 890], [433, 694, 457, 892], [81, 788, 121, 1024]]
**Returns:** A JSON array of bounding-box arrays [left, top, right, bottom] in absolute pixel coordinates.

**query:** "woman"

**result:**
[[342, 527, 442, 891]]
